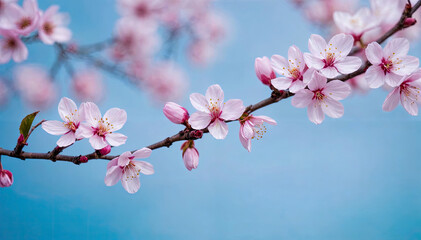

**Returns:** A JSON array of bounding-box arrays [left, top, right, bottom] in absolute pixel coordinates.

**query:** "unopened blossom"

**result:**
[[271, 45, 308, 92], [239, 115, 276, 152], [38, 5, 72, 45], [163, 102, 189, 124], [0, 29, 28, 63], [383, 69, 421, 116], [255, 56, 276, 86], [2, 0, 39, 36], [189, 84, 245, 139], [99, 145, 112, 156], [365, 38, 419, 88], [291, 72, 351, 124], [79, 102, 128, 150], [0, 161, 13, 188], [14, 65, 56, 109], [333, 8, 379, 43], [72, 69, 104, 102], [42, 97, 85, 147], [105, 148, 154, 194], [304, 33, 362, 78], [181, 140, 199, 171]]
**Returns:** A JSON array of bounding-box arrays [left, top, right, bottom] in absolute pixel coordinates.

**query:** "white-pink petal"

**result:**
[[321, 97, 344, 118], [271, 77, 293, 91], [320, 67, 340, 78], [365, 65, 385, 88], [56, 131, 75, 147], [205, 84, 224, 108], [189, 111, 212, 130], [42, 120, 69, 135], [208, 119, 228, 139], [83, 102, 102, 128], [323, 80, 351, 100], [103, 108, 127, 131], [134, 160, 154, 175], [304, 53, 325, 70], [382, 87, 400, 112], [104, 166, 123, 186], [384, 38, 409, 59], [58, 97, 77, 122], [132, 148, 152, 159], [307, 102, 325, 124], [291, 89, 313, 108], [365, 42, 383, 65], [335, 57, 362, 74], [308, 34, 327, 59], [189, 93, 209, 112], [89, 134, 108, 149], [105, 132, 127, 147], [220, 99, 245, 121]]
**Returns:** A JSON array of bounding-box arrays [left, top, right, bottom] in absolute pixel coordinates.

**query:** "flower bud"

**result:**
[[0, 162, 13, 188], [255, 56, 276, 86], [79, 156, 88, 163], [404, 18, 417, 27], [181, 140, 199, 171], [163, 102, 189, 124], [189, 130, 203, 139], [17, 134, 25, 145], [99, 145, 111, 156]]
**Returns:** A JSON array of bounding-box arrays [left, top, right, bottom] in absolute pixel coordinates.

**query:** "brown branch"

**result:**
[[1, 1, 420, 164]]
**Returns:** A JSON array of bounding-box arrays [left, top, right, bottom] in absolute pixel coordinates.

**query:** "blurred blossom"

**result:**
[[191, 11, 227, 43], [188, 40, 215, 66], [2, 0, 39, 36], [72, 69, 104, 102], [347, 74, 370, 94], [0, 79, 9, 106], [14, 65, 56, 109], [117, 0, 164, 22], [0, 28, 28, 63], [38, 5, 72, 45], [0, 0, 17, 27], [143, 61, 187, 102], [304, 0, 357, 26]]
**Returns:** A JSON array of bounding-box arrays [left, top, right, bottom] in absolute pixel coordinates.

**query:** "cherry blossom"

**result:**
[[0, 161, 13, 188], [117, 0, 163, 21], [333, 8, 379, 43], [383, 69, 421, 116], [38, 5, 72, 45], [0, 29, 28, 63], [303, 0, 357, 26], [105, 148, 154, 194], [189, 84, 245, 139], [0, 0, 17, 27], [163, 102, 189, 124], [239, 115, 277, 152], [14, 65, 56, 109], [72, 69, 104, 102], [255, 56, 276, 86], [79, 102, 128, 149], [292, 72, 351, 124], [2, 0, 39, 36], [188, 40, 216, 66], [271, 45, 309, 92], [304, 33, 362, 78], [365, 38, 420, 88], [42, 97, 85, 147], [181, 140, 199, 171]]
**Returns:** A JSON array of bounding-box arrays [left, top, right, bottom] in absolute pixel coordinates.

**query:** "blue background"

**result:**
[[1, 0, 421, 239]]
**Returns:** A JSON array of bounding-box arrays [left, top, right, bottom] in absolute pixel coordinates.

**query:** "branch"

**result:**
[[1, 1, 420, 164]]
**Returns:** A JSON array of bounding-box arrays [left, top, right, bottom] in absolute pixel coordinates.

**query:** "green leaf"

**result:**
[[19, 111, 39, 140]]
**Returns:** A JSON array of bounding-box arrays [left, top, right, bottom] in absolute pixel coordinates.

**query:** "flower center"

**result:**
[[251, 123, 267, 140], [65, 121, 78, 132], [324, 52, 335, 67], [96, 123, 109, 136], [289, 68, 302, 80], [18, 17, 32, 30], [135, 3, 149, 18], [43, 22, 54, 35], [124, 162, 141, 181], [401, 82, 420, 103], [208, 99, 221, 119], [314, 90, 325, 101], [6, 38, 17, 49], [381, 58, 393, 73]]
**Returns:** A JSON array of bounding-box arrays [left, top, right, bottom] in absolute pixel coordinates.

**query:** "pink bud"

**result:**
[[79, 156, 88, 163], [189, 130, 203, 139], [163, 102, 189, 124], [99, 145, 111, 156], [255, 57, 276, 86], [181, 141, 199, 171], [404, 18, 417, 27], [17, 134, 25, 145], [0, 164, 13, 187]]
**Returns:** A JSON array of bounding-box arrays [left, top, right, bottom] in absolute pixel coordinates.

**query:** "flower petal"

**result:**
[[253, 115, 277, 125], [220, 99, 245, 121], [384, 38, 409, 59], [365, 42, 383, 65], [320, 67, 340, 78], [121, 169, 140, 194], [365, 65, 385, 88], [42, 120, 69, 135], [103, 108, 127, 131], [83, 102, 102, 128], [239, 130, 251, 152], [208, 119, 228, 139], [308, 72, 327, 91], [401, 92, 419, 116], [104, 166, 123, 186], [188, 111, 212, 129], [241, 121, 254, 139], [118, 151, 132, 167], [105, 133, 127, 147], [328, 33, 354, 58], [289, 80, 306, 93], [189, 93, 209, 112], [89, 134, 108, 149], [291, 89, 314, 108], [271, 54, 291, 76], [58, 97, 77, 122], [107, 157, 119, 171], [288, 45, 305, 72], [271, 77, 293, 90], [335, 56, 362, 74], [304, 53, 325, 70], [132, 147, 152, 159], [308, 34, 327, 59], [324, 80, 351, 100], [392, 56, 419, 76], [307, 102, 325, 124], [134, 160, 155, 175], [382, 87, 400, 112], [205, 84, 224, 108], [321, 97, 344, 118], [56, 131, 75, 147]]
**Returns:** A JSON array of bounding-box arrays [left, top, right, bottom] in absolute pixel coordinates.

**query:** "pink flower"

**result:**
[[188, 84, 245, 139], [72, 69, 104, 102], [255, 56, 276, 86], [42, 97, 85, 147], [0, 0, 18, 28], [383, 69, 421, 116], [0, 29, 28, 63], [239, 115, 276, 152], [38, 5, 72, 45], [333, 8, 379, 43], [365, 38, 420, 88], [181, 140, 199, 171], [117, 0, 163, 21], [271, 45, 309, 92], [79, 102, 128, 150], [163, 102, 189, 124], [14, 65, 56, 109], [304, 0, 358, 26], [292, 72, 351, 124], [0, 161, 13, 188], [188, 40, 215, 66], [304, 33, 362, 78], [2, 0, 39, 36], [105, 148, 154, 194]]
